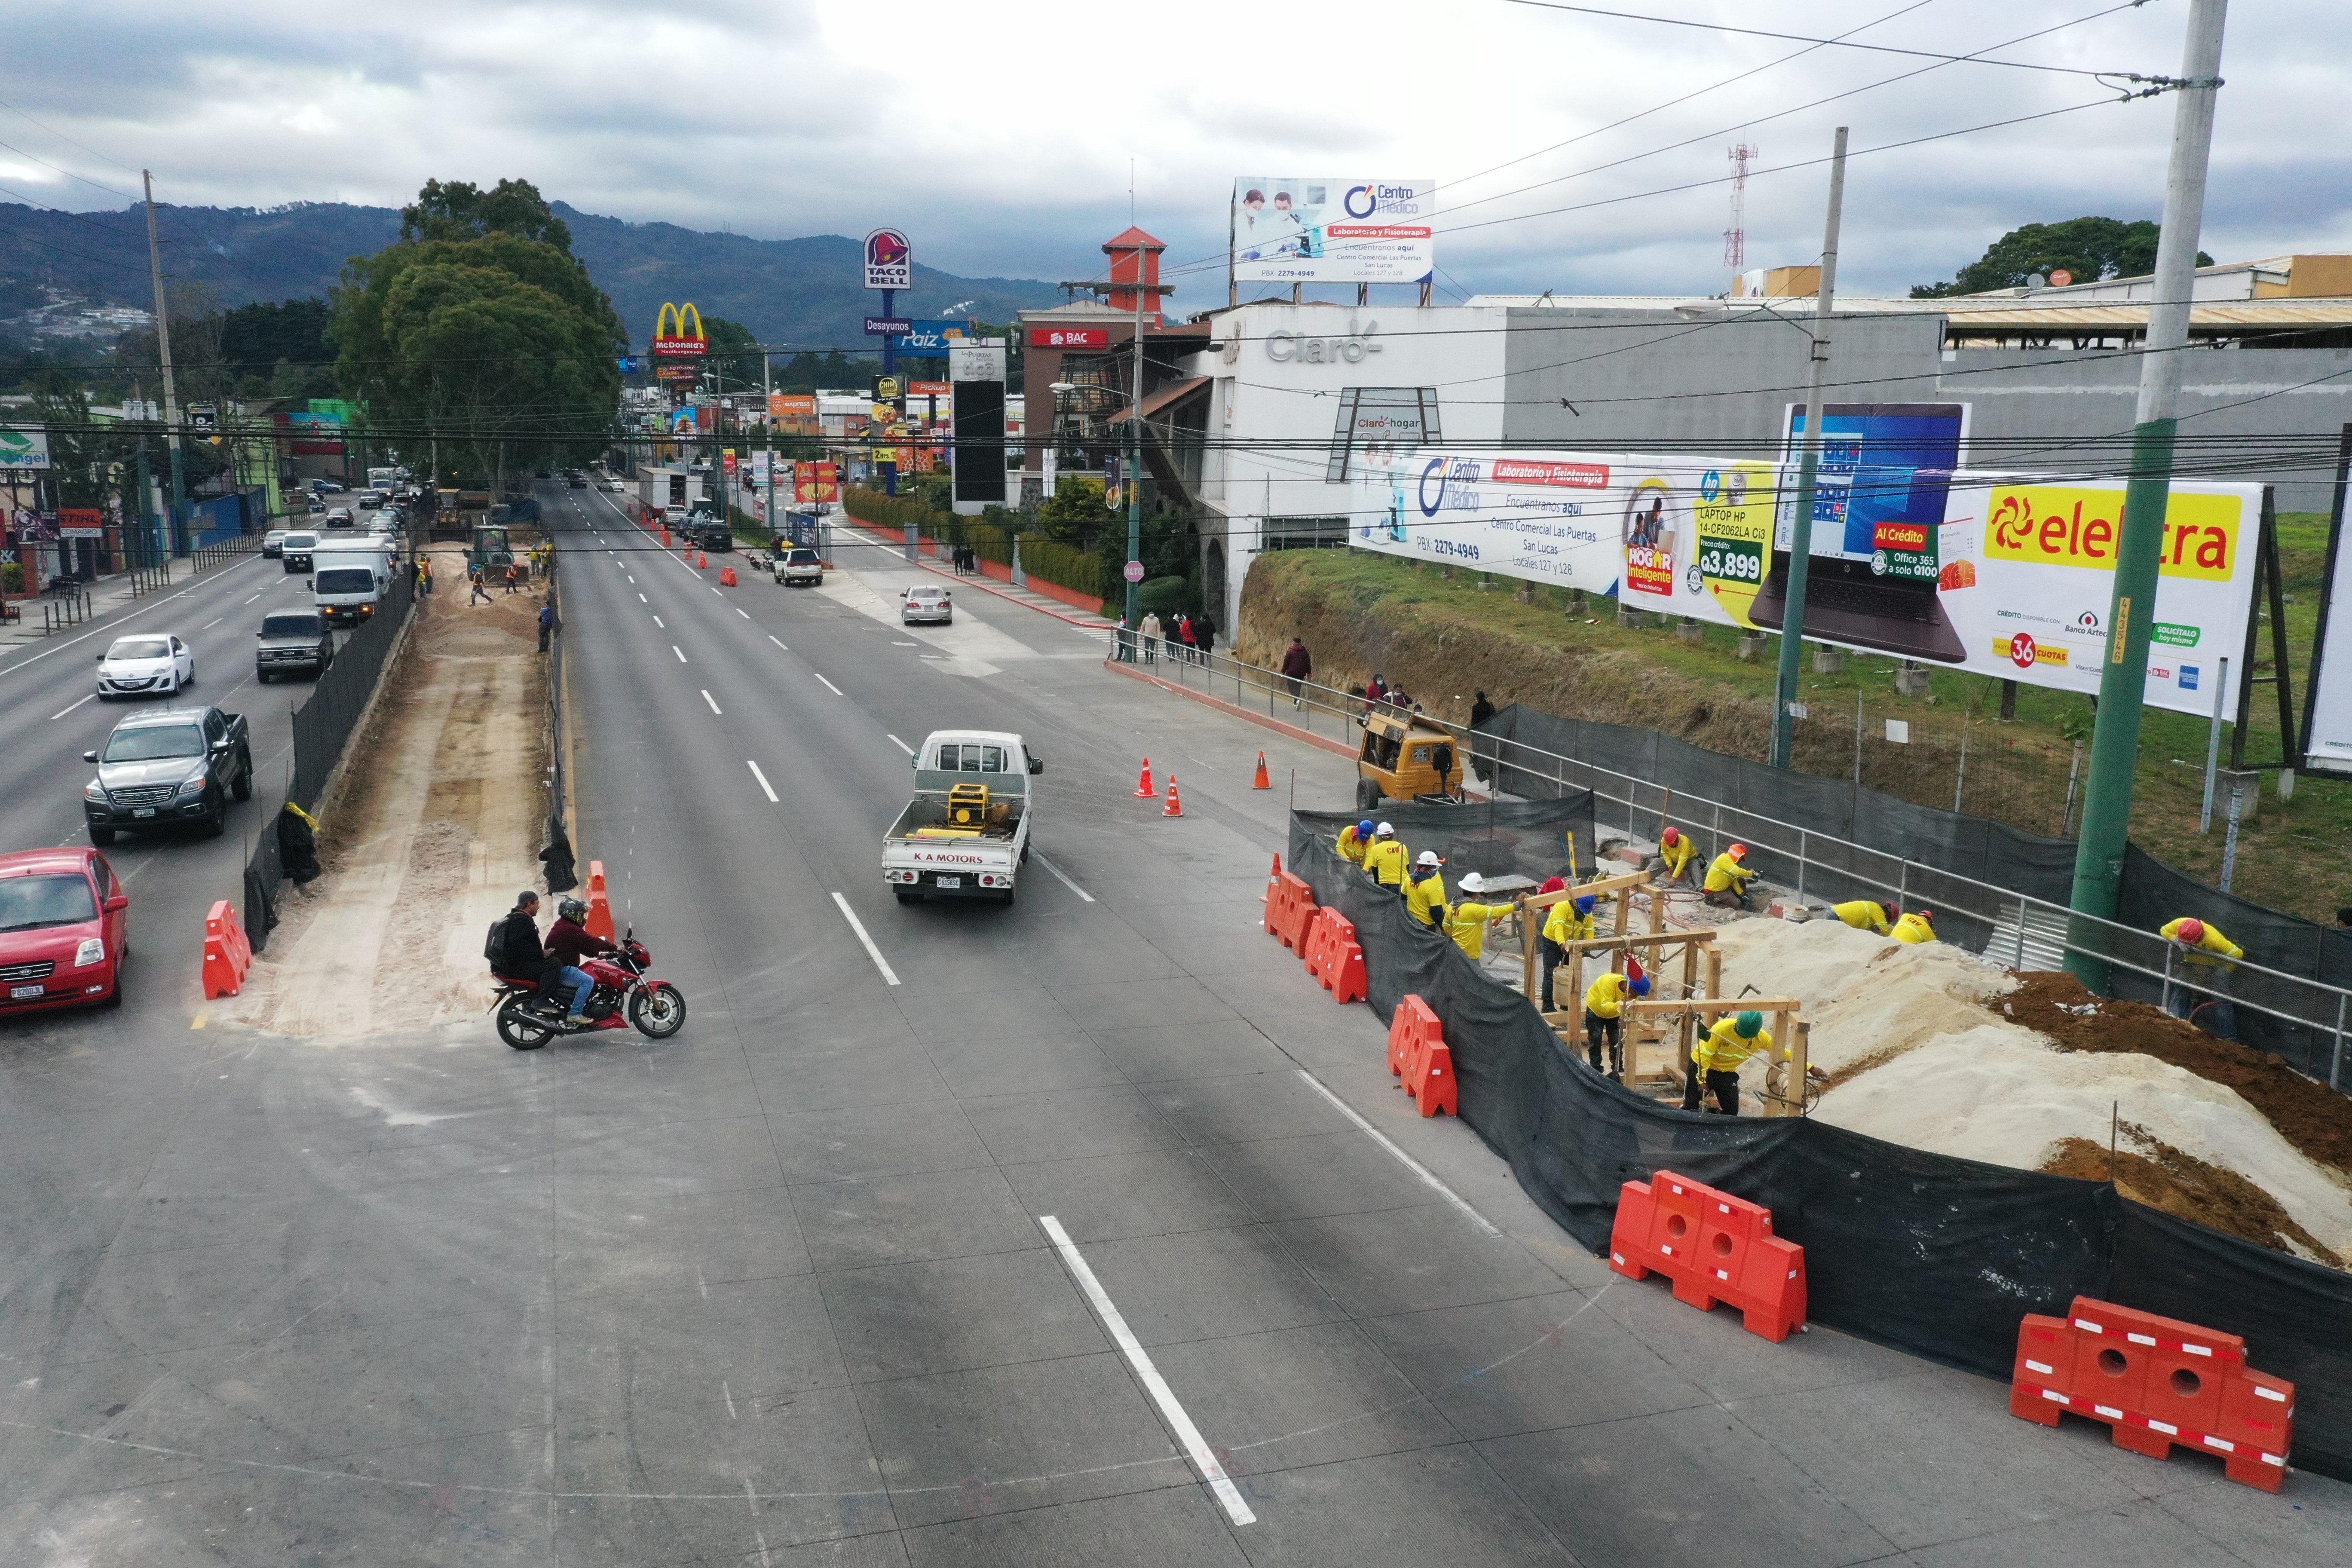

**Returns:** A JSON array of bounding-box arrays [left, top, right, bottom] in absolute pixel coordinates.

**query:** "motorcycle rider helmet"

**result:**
[[557, 896, 589, 925]]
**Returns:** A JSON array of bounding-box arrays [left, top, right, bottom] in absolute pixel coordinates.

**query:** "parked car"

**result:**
[[281, 531, 318, 572], [82, 706, 251, 844], [0, 847, 128, 1015], [602, 477, 625, 492], [772, 546, 824, 587], [95, 634, 194, 700], [262, 530, 289, 559], [254, 610, 334, 683], [901, 585, 952, 625]]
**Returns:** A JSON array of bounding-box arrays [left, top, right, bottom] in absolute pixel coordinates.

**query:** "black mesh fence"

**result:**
[[1287, 814, 2352, 1485], [1291, 792, 1595, 892]]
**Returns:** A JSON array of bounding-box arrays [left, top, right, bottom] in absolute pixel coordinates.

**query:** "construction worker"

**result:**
[[1703, 843, 1758, 910], [1443, 873, 1516, 960], [1890, 908, 1936, 945], [1337, 818, 1373, 867], [1362, 823, 1410, 894], [2160, 916, 2242, 1037], [1534, 875, 1568, 1008], [1537, 893, 1599, 1009], [1583, 968, 1651, 1075], [1685, 1009, 1771, 1115], [1833, 899, 1893, 936], [1404, 851, 1449, 927], [1652, 826, 1699, 887]]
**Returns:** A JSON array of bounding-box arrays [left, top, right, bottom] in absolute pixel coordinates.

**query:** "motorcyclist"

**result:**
[[544, 896, 618, 1026]]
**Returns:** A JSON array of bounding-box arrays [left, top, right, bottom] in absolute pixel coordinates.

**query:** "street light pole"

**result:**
[[2068, 0, 2230, 937], [1125, 235, 1146, 634]]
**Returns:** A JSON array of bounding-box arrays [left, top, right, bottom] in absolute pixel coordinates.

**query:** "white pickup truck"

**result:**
[[883, 729, 1041, 904]]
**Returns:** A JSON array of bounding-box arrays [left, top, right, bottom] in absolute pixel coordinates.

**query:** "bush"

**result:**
[[844, 485, 1103, 602], [0, 561, 22, 595], [1137, 575, 1191, 616]]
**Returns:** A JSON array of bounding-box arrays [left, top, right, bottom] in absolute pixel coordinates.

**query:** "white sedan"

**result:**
[[900, 585, 952, 625], [97, 634, 195, 700]]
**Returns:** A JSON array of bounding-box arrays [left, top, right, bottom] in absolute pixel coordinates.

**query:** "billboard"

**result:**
[[793, 462, 841, 505], [652, 302, 707, 357], [1342, 444, 2259, 717], [1232, 178, 1434, 285], [894, 320, 974, 353], [0, 425, 52, 469], [865, 228, 912, 291]]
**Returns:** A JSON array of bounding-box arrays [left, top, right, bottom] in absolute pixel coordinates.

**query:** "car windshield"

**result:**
[[315, 569, 375, 594], [284, 534, 317, 548], [105, 637, 171, 661], [0, 873, 98, 932], [103, 723, 204, 762], [261, 613, 322, 637]]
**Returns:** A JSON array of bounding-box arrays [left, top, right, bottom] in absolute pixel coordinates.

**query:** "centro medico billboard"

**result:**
[[1344, 445, 2259, 718], [1231, 178, 1433, 285]]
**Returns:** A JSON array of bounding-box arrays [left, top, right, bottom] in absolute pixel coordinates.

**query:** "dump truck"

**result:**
[[882, 729, 1042, 905]]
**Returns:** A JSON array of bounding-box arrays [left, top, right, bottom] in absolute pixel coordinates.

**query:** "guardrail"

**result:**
[[191, 536, 260, 573], [1110, 637, 2352, 1091]]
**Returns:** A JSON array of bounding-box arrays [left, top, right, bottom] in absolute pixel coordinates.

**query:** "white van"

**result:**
[[311, 539, 397, 626]]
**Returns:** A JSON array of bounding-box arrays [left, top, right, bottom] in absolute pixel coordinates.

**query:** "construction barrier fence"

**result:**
[[1286, 811, 2352, 1485]]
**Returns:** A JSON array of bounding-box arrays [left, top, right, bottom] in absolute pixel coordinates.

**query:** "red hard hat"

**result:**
[[2175, 918, 2205, 945], [1661, 827, 1680, 846], [1914, 910, 1934, 924], [1727, 843, 1748, 859], [1539, 876, 1567, 894]]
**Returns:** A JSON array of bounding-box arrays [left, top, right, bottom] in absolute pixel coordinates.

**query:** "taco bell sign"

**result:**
[[864, 228, 912, 291]]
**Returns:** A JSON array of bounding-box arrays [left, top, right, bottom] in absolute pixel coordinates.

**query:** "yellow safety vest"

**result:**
[[1660, 838, 1697, 880], [1696, 1017, 1773, 1073], [1444, 901, 1510, 959], [1405, 872, 1449, 927], [2160, 918, 2242, 965], [1543, 903, 1596, 945], [1834, 900, 1891, 935], [1704, 852, 1754, 894]]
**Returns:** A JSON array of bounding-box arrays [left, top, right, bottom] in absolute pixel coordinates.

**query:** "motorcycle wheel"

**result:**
[[496, 998, 554, 1050], [628, 983, 686, 1039]]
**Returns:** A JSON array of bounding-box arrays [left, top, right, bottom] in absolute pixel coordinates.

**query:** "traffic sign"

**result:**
[[864, 317, 913, 336], [1124, 560, 1146, 584]]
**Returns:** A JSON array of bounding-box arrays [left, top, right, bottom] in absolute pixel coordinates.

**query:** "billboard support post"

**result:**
[[2068, 0, 2229, 949], [1769, 126, 1849, 771], [142, 170, 187, 555], [2295, 423, 2352, 769]]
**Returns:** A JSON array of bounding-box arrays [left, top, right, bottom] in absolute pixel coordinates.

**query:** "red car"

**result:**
[[0, 848, 129, 1015]]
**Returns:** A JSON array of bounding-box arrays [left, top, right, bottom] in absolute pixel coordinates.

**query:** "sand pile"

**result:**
[[1706, 915, 2352, 1267]]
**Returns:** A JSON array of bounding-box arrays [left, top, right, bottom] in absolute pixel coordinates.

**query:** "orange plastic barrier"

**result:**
[[1389, 992, 1442, 1080], [584, 860, 616, 940], [1409, 1043, 1459, 1117], [718, 566, 738, 587], [2010, 1298, 2293, 1491], [1305, 909, 1368, 1004], [1608, 1170, 1807, 1343], [201, 898, 253, 999], [1266, 872, 1317, 952]]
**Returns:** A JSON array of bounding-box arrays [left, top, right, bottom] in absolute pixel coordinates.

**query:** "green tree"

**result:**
[[1035, 475, 1115, 548], [1912, 217, 2214, 297], [401, 177, 573, 250]]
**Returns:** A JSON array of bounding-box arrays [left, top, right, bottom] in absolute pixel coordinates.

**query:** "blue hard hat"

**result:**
[[1629, 976, 1651, 998], [1574, 895, 1596, 915], [1357, 819, 1374, 836]]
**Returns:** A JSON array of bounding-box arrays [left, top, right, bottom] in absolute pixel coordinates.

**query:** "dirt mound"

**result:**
[[2003, 971, 2352, 1177], [2044, 1124, 2343, 1266]]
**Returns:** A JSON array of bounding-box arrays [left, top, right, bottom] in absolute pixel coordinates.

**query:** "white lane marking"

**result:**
[[1030, 852, 1096, 903], [735, 608, 749, 620], [886, 733, 913, 755], [701, 689, 722, 714], [638, 593, 647, 603], [672, 646, 687, 663], [0, 554, 257, 682], [812, 673, 842, 696], [746, 760, 778, 801], [201, 618, 221, 629], [1294, 1070, 1498, 1236], [711, 586, 723, 597], [652, 616, 665, 628], [1038, 1215, 1255, 1526], [244, 593, 262, 604], [628, 576, 635, 584], [768, 636, 787, 651], [50, 693, 96, 720], [830, 892, 900, 986]]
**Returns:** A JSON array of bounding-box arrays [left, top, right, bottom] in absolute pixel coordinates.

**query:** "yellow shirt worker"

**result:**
[[1703, 844, 1757, 909], [1656, 827, 1699, 885], [2161, 917, 2242, 965], [1890, 910, 1936, 945], [1337, 819, 1372, 866], [1834, 900, 1893, 936], [1581, 969, 1648, 1074], [1685, 1010, 1771, 1115], [1362, 827, 1410, 889], [1442, 874, 1514, 959], [1542, 894, 1598, 947], [1404, 853, 1449, 927]]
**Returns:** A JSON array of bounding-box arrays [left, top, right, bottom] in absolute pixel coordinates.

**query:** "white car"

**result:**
[[901, 584, 952, 625], [97, 634, 194, 700], [602, 477, 625, 492]]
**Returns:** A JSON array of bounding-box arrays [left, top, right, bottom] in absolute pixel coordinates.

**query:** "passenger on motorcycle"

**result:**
[[545, 897, 619, 1025]]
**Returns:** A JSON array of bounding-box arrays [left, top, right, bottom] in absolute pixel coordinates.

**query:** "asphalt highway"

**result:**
[[1, 486, 2344, 1565]]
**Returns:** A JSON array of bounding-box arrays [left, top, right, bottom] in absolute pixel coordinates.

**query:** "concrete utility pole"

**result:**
[[1769, 126, 1849, 770], [142, 170, 186, 555], [2068, 0, 2230, 933], [1125, 235, 1147, 634]]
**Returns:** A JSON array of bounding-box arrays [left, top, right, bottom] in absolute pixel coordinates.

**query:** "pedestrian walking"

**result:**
[[1177, 614, 1197, 663], [1280, 636, 1312, 707], [538, 600, 554, 652], [1469, 689, 1496, 784], [469, 564, 492, 606], [1139, 611, 1163, 665], [1193, 612, 1216, 662]]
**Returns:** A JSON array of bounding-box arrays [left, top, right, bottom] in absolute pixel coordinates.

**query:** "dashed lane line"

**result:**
[[701, 689, 722, 714], [673, 646, 687, 663], [1293, 1069, 1498, 1236], [812, 673, 842, 696], [1030, 852, 1096, 903], [830, 891, 900, 986], [886, 734, 913, 755], [746, 760, 778, 801]]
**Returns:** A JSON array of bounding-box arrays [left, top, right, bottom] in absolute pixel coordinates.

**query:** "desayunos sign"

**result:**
[[1342, 447, 2259, 717], [865, 228, 912, 291], [1231, 179, 1433, 285]]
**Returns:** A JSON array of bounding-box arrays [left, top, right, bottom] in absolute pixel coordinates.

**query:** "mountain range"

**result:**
[[0, 199, 1064, 351]]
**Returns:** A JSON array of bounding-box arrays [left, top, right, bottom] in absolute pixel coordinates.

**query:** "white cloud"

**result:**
[[6, 0, 2345, 297]]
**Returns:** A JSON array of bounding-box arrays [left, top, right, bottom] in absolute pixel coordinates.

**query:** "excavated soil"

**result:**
[[2043, 1124, 2344, 1267], [2003, 971, 2352, 1177]]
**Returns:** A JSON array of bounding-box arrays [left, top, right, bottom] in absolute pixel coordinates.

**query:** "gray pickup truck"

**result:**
[[255, 609, 336, 682], [82, 706, 253, 844]]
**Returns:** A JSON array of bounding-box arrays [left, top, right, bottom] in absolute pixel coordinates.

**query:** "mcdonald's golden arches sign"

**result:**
[[652, 303, 707, 357]]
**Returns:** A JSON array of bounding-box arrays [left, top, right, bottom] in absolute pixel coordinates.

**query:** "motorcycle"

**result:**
[[490, 929, 686, 1050]]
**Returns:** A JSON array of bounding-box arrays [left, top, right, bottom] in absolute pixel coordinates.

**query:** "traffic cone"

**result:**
[[697, 550, 709, 570], [1252, 750, 1272, 790], [1133, 758, 1157, 798], [1163, 774, 1184, 817]]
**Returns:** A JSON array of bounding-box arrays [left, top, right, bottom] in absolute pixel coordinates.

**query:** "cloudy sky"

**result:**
[[3, 0, 2345, 300]]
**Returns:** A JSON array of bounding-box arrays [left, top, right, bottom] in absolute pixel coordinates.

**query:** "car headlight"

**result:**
[[74, 938, 106, 968], [176, 777, 209, 799], [85, 781, 106, 800]]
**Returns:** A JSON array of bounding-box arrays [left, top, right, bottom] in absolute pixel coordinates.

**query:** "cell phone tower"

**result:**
[[1724, 140, 1758, 274]]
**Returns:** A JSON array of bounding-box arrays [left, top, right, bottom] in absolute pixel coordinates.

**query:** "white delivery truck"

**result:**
[[310, 537, 397, 626], [882, 730, 1041, 904]]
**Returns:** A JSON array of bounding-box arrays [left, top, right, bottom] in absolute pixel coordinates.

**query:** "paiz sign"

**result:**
[[864, 228, 913, 291], [652, 302, 707, 357]]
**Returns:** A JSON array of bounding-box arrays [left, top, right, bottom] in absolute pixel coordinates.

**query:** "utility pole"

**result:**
[[1125, 234, 1147, 634], [2068, 0, 2230, 934], [142, 170, 186, 556], [1770, 126, 1849, 769]]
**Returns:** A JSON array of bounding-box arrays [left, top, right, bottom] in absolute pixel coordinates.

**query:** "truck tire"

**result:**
[[894, 888, 919, 904], [1355, 776, 1383, 812], [232, 755, 253, 801], [202, 794, 227, 838], [999, 889, 1015, 906], [89, 826, 115, 847]]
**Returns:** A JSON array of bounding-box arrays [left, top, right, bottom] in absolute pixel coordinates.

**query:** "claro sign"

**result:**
[[1265, 320, 1384, 364]]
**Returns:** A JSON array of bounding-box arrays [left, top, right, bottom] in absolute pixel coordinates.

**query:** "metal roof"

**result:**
[[1468, 293, 2352, 327]]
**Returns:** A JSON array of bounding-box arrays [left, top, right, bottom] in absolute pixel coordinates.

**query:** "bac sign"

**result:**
[[865, 228, 913, 291], [1029, 326, 1109, 349]]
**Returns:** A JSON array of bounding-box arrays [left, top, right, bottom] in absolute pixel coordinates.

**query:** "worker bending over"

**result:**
[[1443, 873, 1516, 960], [1583, 968, 1650, 1075], [1337, 818, 1372, 867], [1833, 899, 1893, 936], [2160, 916, 2242, 1037], [1404, 852, 1449, 927], [1362, 822, 1410, 894], [1703, 843, 1758, 910], [1685, 1009, 1770, 1115], [1652, 826, 1699, 887], [1540, 894, 1599, 1006], [1890, 908, 1936, 944]]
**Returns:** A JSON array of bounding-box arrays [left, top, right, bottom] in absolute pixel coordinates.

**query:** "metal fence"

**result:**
[[1110, 641, 2352, 1090], [542, 562, 576, 892]]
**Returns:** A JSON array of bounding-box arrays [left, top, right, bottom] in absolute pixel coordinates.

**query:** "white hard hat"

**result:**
[[1458, 872, 1486, 894], [1376, 821, 1394, 835], [1415, 850, 1441, 867]]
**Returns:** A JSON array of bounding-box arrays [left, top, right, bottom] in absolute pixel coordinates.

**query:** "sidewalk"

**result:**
[[0, 573, 149, 652], [832, 518, 1122, 632]]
